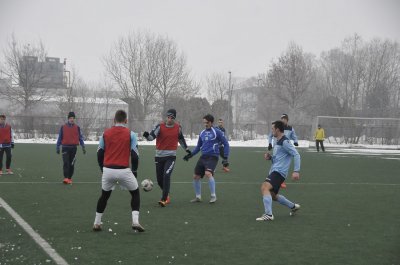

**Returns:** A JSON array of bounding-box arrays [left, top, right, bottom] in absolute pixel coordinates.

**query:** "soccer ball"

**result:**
[[141, 179, 153, 192]]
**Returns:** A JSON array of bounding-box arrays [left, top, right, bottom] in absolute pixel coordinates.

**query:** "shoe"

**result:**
[[63, 178, 69, 184], [222, 167, 230, 172], [158, 200, 167, 207], [132, 223, 145, 232], [256, 214, 274, 221], [290, 203, 301, 216], [165, 195, 170, 204], [0, 171, 3, 176], [280, 182, 287, 188], [6, 169, 13, 175], [68, 179, 72, 184], [209, 196, 217, 203], [93, 224, 102, 231], [190, 197, 202, 203]]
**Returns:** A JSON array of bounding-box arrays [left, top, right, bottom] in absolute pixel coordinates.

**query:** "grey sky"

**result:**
[[1, 0, 399, 83]]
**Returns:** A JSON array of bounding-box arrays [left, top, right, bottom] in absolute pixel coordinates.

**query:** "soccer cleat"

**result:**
[[92, 224, 102, 232], [280, 182, 287, 188], [63, 178, 69, 184], [209, 196, 217, 204], [256, 214, 274, 221], [132, 223, 145, 232], [165, 195, 170, 204], [67, 179, 73, 184], [158, 200, 167, 207], [290, 203, 301, 216], [190, 197, 202, 203], [6, 169, 13, 175], [222, 166, 230, 172], [0, 171, 3, 176]]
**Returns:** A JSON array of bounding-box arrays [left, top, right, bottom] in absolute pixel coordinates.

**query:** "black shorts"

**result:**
[[265, 171, 285, 194], [194, 155, 218, 177]]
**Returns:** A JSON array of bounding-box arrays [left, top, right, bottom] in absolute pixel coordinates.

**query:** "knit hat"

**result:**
[[68, 112, 76, 119], [281, 113, 289, 120], [166, 109, 176, 119]]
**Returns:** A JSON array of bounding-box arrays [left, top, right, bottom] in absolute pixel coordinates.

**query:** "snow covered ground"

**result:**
[[14, 138, 400, 153]]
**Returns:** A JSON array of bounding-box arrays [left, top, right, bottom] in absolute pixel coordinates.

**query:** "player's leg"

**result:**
[[0, 148, 4, 173], [257, 172, 284, 221], [155, 157, 164, 190], [93, 168, 116, 231], [321, 141, 325, 152], [316, 140, 320, 152], [5, 147, 12, 173], [191, 158, 204, 202], [204, 156, 218, 203], [68, 147, 77, 181], [159, 156, 176, 206], [62, 147, 70, 183]]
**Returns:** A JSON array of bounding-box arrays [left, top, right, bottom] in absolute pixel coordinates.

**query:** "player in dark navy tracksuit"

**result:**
[[56, 112, 86, 184]]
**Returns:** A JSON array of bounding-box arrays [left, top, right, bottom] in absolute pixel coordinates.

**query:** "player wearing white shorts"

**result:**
[[93, 110, 144, 232]]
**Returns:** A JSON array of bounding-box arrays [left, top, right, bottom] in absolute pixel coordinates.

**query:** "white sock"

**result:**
[[94, 212, 103, 225], [132, 211, 139, 225]]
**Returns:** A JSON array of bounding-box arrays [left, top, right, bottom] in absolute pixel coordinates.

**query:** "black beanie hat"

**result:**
[[166, 109, 176, 119], [68, 112, 76, 119]]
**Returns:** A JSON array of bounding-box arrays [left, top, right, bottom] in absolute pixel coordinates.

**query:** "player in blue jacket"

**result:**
[[257, 120, 301, 221], [183, 114, 229, 203]]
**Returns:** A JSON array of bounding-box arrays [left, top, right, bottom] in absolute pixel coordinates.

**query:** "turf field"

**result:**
[[0, 144, 399, 265]]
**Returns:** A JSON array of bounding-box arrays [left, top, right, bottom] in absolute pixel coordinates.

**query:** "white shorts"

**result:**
[[102, 167, 138, 191]]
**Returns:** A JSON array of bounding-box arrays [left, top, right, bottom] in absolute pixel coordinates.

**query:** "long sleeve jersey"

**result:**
[[191, 127, 229, 158], [269, 135, 301, 178], [268, 125, 298, 146], [314, 128, 325, 140]]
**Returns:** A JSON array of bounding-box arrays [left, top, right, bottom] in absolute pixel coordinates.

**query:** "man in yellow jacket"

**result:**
[[314, 124, 325, 152]]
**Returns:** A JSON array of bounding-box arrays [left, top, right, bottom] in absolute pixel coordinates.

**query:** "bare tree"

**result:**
[[266, 42, 316, 113], [205, 72, 230, 103], [0, 34, 49, 113]]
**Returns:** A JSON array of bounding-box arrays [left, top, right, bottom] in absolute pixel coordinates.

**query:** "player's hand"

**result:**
[[268, 143, 272, 151], [56, 148, 60, 154], [183, 153, 192, 161], [143, 131, 150, 138], [294, 142, 299, 146], [82, 147, 86, 155], [222, 159, 229, 167], [264, 153, 272, 160], [292, 172, 300, 180], [186, 149, 192, 155], [11, 143, 14, 149]]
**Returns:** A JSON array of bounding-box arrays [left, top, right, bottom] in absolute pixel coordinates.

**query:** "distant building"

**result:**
[[19, 56, 65, 89]]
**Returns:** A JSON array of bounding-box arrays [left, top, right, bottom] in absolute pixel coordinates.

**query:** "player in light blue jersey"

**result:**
[[183, 114, 229, 203], [256, 120, 301, 221]]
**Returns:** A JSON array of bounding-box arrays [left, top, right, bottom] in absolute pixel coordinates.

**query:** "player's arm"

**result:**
[[291, 128, 299, 146], [78, 126, 86, 154], [178, 125, 191, 154], [56, 126, 63, 153], [97, 135, 105, 172], [217, 130, 229, 159], [130, 132, 139, 177], [11, 128, 15, 148], [189, 135, 202, 158], [143, 124, 160, 141]]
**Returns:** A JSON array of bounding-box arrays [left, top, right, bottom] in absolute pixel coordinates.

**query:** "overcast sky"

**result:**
[[1, 0, 399, 84]]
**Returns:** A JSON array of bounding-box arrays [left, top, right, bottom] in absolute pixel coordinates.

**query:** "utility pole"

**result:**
[[227, 71, 232, 140]]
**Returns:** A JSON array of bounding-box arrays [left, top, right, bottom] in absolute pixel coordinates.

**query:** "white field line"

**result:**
[[0, 197, 69, 265], [0, 181, 399, 186]]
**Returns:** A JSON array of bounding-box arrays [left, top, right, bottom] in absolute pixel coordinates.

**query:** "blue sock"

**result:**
[[193, 179, 201, 198], [262, 194, 273, 215], [208, 176, 216, 197], [276, 194, 295, 209]]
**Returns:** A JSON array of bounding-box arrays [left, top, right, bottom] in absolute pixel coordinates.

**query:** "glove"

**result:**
[[183, 153, 193, 161], [56, 147, 60, 154], [268, 143, 272, 151], [222, 159, 229, 167], [11, 143, 14, 149], [294, 142, 299, 147], [143, 131, 150, 138], [82, 146, 86, 154], [186, 149, 192, 155]]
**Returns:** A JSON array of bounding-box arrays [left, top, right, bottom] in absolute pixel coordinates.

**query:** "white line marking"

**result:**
[[0, 197, 69, 265], [0, 181, 399, 186]]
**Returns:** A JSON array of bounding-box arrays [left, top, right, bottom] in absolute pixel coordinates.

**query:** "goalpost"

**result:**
[[314, 116, 400, 148]]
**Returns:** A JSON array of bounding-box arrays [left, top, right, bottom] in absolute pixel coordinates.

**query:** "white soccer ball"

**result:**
[[141, 179, 153, 192]]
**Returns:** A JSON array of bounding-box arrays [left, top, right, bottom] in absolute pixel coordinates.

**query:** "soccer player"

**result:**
[[267, 113, 299, 188], [56, 112, 86, 184], [216, 118, 230, 172], [93, 110, 144, 232], [0, 114, 14, 175], [142, 108, 191, 207], [257, 120, 301, 221], [183, 114, 229, 203], [314, 124, 325, 152]]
